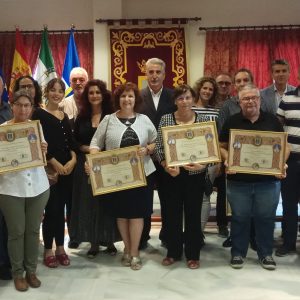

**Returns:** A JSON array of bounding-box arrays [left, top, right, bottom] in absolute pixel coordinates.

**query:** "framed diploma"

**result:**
[[162, 121, 221, 167], [0, 120, 46, 174], [86, 145, 147, 196], [228, 129, 287, 175]]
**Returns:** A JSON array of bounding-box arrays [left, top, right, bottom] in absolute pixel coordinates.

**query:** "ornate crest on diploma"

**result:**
[[0, 120, 46, 174], [86, 145, 146, 196], [228, 129, 287, 175], [110, 27, 187, 90], [162, 121, 221, 167]]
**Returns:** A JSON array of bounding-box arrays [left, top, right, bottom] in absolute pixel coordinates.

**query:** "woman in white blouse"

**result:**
[[89, 82, 157, 270], [0, 90, 49, 292]]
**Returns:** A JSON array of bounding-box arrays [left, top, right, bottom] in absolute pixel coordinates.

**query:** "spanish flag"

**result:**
[[9, 28, 32, 98]]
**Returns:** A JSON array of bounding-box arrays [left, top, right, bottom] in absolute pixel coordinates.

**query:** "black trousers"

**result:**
[[140, 164, 166, 245], [281, 157, 300, 249], [163, 169, 205, 261], [43, 173, 73, 249], [215, 172, 228, 227]]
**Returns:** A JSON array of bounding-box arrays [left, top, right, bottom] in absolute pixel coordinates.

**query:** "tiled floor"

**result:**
[[1, 223, 300, 300], [1, 192, 300, 299]]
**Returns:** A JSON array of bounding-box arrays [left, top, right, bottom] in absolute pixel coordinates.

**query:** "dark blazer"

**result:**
[[260, 84, 296, 115], [139, 86, 175, 129]]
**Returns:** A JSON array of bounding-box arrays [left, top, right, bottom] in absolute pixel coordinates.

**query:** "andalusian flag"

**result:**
[[9, 28, 32, 98], [33, 28, 57, 92], [62, 28, 80, 97]]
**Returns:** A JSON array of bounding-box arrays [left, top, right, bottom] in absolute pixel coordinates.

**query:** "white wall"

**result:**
[[1, 0, 300, 87]]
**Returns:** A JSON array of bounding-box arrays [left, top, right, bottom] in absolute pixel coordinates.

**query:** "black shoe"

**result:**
[[275, 245, 296, 257], [0, 265, 12, 280], [222, 237, 232, 248], [68, 240, 80, 249], [230, 256, 244, 269], [218, 226, 229, 238], [259, 256, 276, 270]]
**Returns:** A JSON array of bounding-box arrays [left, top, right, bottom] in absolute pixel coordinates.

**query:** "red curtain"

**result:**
[[204, 28, 300, 88], [0, 30, 94, 88]]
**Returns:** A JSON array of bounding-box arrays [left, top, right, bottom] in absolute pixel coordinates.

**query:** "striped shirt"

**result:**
[[191, 106, 219, 122], [277, 87, 300, 155]]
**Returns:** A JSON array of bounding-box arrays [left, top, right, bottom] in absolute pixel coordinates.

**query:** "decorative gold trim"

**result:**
[[110, 28, 186, 88]]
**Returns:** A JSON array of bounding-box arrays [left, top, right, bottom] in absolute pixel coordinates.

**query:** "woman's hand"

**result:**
[[84, 161, 92, 176], [41, 142, 48, 154], [64, 159, 76, 175], [183, 163, 206, 172], [51, 160, 66, 175], [165, 166, 180, 177], [137, 146, 149, 157]]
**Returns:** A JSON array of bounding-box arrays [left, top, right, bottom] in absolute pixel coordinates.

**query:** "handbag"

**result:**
[[45, 164, 58, 186], [204, 168, 213, 197]]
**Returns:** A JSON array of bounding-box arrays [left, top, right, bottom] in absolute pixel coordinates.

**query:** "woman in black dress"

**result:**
[[32, 78, 77, 268], [70, 79, 120, 258]]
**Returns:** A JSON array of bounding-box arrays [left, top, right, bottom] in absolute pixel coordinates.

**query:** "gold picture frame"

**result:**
[[0, 120, 46, 174], [162, 121, 221, 167], [86, 145, 147, 196], [228, 129, 287, 175]]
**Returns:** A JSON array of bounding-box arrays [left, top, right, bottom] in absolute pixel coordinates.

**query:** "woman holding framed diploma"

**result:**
[[155, 84, 208, 269], [32, 78, 77, 268], [0, 91, 49, 291], [89, 82, 157, 270]]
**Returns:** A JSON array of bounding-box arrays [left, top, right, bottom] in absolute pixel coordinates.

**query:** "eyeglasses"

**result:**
[[240, 96, 260, 102], [19, 84, 34, 90], [217, 81, 231, 86], [13, 102, 32, 109]]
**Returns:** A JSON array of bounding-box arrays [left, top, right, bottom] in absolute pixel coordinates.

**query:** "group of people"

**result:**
[[0, 56, 299, 292]]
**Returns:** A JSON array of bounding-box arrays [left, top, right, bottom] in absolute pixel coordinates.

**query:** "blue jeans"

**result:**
[[227, 180, 280, 259]]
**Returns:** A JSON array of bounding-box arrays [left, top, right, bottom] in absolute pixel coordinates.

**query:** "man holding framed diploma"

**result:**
[[219, 84, 290, 271]]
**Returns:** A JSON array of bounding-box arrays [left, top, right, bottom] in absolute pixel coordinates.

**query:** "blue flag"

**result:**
[[0, 68, 9, 102], [62, 29, 80, 97]]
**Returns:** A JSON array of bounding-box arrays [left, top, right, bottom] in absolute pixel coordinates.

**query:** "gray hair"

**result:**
[[70, 67, 88, 81], [145, 58, 166, 72], [238, 84, 260, 100]]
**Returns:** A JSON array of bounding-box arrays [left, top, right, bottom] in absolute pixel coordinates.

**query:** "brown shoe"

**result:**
[[25, 272, 41, 288], [14, 277, 29, 292]]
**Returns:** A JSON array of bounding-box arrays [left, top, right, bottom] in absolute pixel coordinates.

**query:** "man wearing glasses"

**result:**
[[215, 73, 232, 108], [219, 84, 289, 270]]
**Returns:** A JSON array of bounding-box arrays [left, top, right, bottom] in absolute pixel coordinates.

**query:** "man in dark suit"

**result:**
[[138, 58, 175, 249], [260, 59, 295, 114]]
